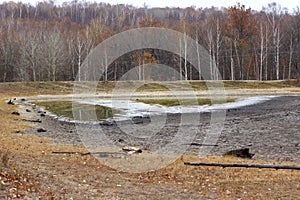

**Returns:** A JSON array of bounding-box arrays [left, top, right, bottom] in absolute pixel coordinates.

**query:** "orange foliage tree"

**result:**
[[226, 3, 258, 79]]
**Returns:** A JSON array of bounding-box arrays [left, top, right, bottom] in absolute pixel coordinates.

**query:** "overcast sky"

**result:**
[[1, 0, 299, 12]]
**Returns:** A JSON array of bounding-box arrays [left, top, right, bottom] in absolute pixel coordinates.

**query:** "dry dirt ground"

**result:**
[[1, 81, 300, 199]]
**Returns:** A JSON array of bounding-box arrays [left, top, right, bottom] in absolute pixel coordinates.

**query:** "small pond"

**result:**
[[32, 96, 276, 122]]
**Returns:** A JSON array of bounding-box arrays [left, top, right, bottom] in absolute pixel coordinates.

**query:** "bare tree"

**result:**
[[0, 29, 16, 81], [265, 23, 269, 80], [179, 37, 183, 80], [205, 17, 223, 80], [195, 32, 201, 80], [265, 3, 283, 80], [293, 7, 300, 80], [183, 30, 188, 80], [215, 19, 222, 80], [259, 23, 269, 81], [288, 33, 293, 80], [19, 29, 42, 81], [42, 28, 67, 81], [71, 29, 93, 81], [259, 24, 264, 81]]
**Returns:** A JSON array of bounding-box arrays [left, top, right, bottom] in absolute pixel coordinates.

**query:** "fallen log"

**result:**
[[29, 119, 42, 123], [184, 162, 300, 170], [52, 151, 91, 155], [186, 143, 218, 147], [52, 151, 126, 157], [16, 118, 42, 123]]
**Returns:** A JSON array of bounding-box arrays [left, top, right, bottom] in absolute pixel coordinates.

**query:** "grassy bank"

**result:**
[[0, 80, 299, 97]]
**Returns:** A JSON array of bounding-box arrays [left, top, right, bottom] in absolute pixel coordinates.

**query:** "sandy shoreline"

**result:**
[[17, 94, 300, 162]]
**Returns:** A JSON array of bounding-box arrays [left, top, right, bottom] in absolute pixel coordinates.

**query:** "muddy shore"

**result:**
[[18, 95, 300, 161]]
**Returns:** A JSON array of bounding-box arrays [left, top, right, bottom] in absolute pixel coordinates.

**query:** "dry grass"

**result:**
[[289, 89, 300, 93], [222, 79, 300, 89], [1, 80, 299, 97], [0, 81, 300, 198], [160, 156, 300, 199]]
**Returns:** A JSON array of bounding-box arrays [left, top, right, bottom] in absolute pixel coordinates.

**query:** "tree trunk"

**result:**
[[265, 25, 268, 80], [196, 33, 201, 80], [184, 32, 188, 80], [230, 58, 234, 80], [104, 46, 108, 81], [216, 19, 221, 79], [260, 24, 264, 81], [179, 37, 182, 80], [275, 27, 280, 80], [288, 34, 293, 80], [207, 30, 213, 80], [233, 40, 241, 80]]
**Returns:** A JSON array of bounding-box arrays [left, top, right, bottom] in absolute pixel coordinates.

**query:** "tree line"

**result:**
[[0, 1, 300, 82]]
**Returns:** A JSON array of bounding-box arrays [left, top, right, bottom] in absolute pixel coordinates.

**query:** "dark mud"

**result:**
[[18, 96, 300, 161]]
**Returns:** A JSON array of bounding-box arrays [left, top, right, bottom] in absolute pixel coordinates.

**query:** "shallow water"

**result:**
[[78, 96, 277, 120]]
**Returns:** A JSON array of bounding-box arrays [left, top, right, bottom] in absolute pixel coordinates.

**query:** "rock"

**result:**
[[31, 119, 42, 123], [100, 120, 116, 126], [11, 111, 20, 116], [122, 146, 142, 154], [223, 148, 254, 159], [7, 99, 14, 105], [132, 115, 151, 124], [132, 116, 143, 124], [40, 113, 45, 117], [26, 109, 31, 112], [21, 98, 26, 101], [114, 138, 125, 143], [143, 115, 151, 123], [37, 128, 47, 133]]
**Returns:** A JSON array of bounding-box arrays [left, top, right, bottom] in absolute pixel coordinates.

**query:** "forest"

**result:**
[[0, 1, 300, 82]]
